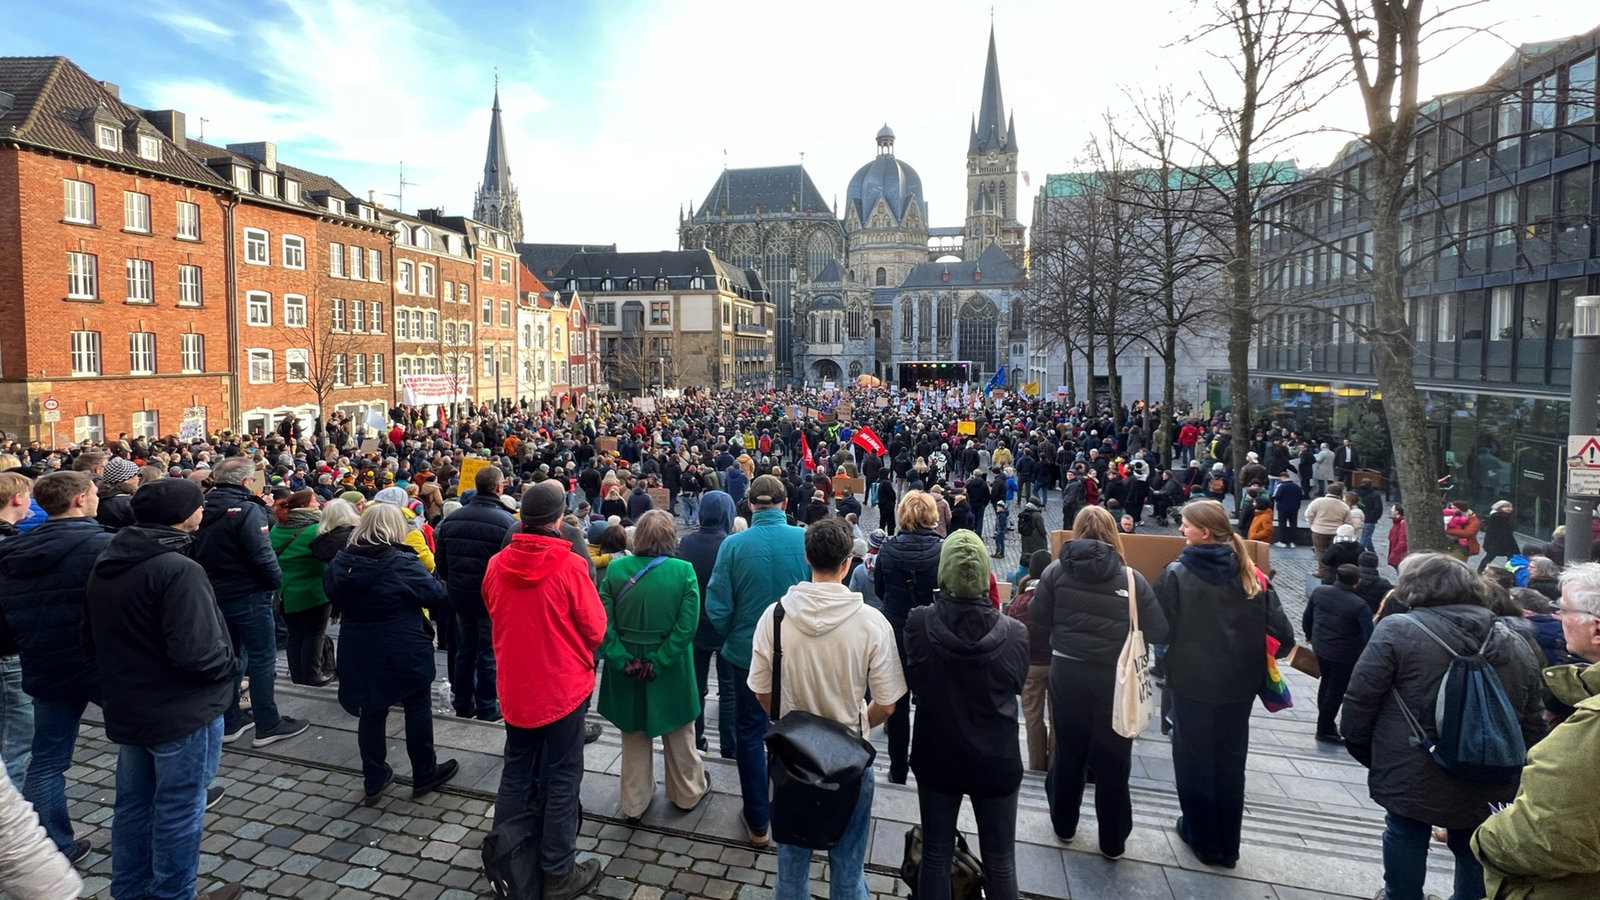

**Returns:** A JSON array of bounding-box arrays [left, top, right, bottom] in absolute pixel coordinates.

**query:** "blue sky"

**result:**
[[11, 0, 1598, 251]]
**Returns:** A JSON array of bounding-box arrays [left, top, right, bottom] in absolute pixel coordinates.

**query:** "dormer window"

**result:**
[[689, 276, 705, 290], [359, 206, 373, 221], [96, 124, 121, 151], [137, 134, 161, 162], [258, 172, 277, 197], [601, 278, 614, 291], [233, 168, 252, 192], [284, 180, 300, 203], [327, 197, 342, 213]]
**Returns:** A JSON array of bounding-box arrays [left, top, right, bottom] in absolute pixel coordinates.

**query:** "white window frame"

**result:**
[[349, 245, 364, 280], [125, 258, 154, 304], [128, 332, 156, 375], [123, 191, 150, 233], [369, 302, 383, 333], [247, 349, 273, 384], [397, 260, 414, 293], [178, 264, 203, 307], [95, 124, 120, 152], [482, 348, 494, 377], [286, 348, 309, 383], [351, 353, 366, 385], [243, 228, 269, 265], [233, 168, 251, 192], [482, 255, 493, 281], [500, 260, 512, 283], [351, 298, 365, 332], [181, 333, 204, 373], [132, 409, 159, 439], [333, 354, 347, 386], [63, 180, 94, 224], [284, 294, 307, 327], [331, 298, 346, 331], [74, 415, 104, 444], [371, 354, 384, 384], [397, 309, 411, 340], [175, 201, 199, 239], [425, 311, 438, 341], [67, 252, 98, 299], [282, 234, 306, 269], [329, 242, 345, 276], [419, 264, 434, 296], [368, 249, 381, 281], [137, 134, 161, 162], [258, 172, 277, 198], [246, 291, 271, 326], [70, 330, 101, 376]]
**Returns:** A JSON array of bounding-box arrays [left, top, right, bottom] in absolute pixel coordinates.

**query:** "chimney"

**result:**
[[145, 110, 187, 149], [98, 81, 120, 99], [225, 141, 277, 171]]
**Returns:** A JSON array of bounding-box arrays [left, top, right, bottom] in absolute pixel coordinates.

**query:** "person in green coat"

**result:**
[[598, 509, 709, 824], [269, 489, 332, 686], [1472, 564, 1600, 900]]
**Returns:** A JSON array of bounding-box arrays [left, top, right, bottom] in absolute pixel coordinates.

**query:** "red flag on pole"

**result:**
[[800, 433, 816, 471], [850, 426, 887, 457]]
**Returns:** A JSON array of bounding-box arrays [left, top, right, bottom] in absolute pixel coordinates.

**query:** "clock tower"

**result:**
[[964, 25, 1024, 264]]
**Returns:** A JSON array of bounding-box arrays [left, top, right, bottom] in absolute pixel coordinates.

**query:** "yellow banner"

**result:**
[[957, 420, 976, 435]]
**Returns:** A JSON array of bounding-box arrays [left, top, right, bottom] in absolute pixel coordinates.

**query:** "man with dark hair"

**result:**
[[86, 478, 240, 900], [749, 517, 904, 898], [434, 465, 514, 721], [483, 479, 606, 900], [0, 470, 111, 864], [192, 457, 308, 748]]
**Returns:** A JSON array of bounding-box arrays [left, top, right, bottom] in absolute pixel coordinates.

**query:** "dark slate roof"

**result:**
[[900, 243, 1023, 289], [481, 86, 513, 193], [969, 27, 1017, 155], [695, 165, 832, 218], [516, 242, 618, 280], [184, 138, 373, 223], [0, 56, 229, 188], [814, 258, 843, 283], [547, 249, 768, 299]]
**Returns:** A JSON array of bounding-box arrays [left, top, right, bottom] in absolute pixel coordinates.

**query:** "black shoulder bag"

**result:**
[[763, 602, 877, 850]]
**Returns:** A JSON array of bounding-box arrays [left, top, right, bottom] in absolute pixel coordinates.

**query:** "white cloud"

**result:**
[[152, 9, 235, 44], [131, 0, 1600, 251]]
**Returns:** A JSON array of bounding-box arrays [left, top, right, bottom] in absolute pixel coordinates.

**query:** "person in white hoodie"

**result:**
[[749, 517, 906, 900]]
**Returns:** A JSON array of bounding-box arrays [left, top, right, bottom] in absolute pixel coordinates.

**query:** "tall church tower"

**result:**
[[473, 83, 524, 241], [964, 26, 1024, 263]]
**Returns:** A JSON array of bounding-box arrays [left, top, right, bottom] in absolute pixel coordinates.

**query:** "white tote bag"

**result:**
[[1111, 566, 1156, 739]]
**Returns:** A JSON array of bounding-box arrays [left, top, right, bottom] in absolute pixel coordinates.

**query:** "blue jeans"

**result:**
[[221, 592, 280, 732], [111, 716, 223, 900], [495, 700, 588, 878], [451, 609, 499, 719], [0, 655, 31, 786], [682, 494, 700, 526], [1360, 522, 1377, 551], [25, 696, 88, 851], [693, 648, 738, 757], [774, 769, 874, 900], [729, 666, 770, 833], [1381, 811, 1484, 900]]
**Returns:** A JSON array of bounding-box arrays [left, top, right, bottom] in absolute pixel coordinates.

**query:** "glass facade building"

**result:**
[[1249, 28, 1600, 539]]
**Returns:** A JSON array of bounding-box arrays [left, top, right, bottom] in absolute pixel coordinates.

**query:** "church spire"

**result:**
[[969, 24, 1014, 155], [474, 74, 524, 241]]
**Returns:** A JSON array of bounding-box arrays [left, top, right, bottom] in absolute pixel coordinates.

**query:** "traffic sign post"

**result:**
[[1570, 435, 1600, 496]]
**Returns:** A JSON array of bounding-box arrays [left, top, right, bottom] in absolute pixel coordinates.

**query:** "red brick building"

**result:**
[[418, 211, 518, 407], [385, 210, 477, 415], [0, 57, 234, 443]]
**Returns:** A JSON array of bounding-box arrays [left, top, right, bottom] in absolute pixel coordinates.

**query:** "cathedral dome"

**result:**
[[846, 125, 923, 228]]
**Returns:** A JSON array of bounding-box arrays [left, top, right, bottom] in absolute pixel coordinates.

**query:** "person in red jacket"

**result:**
[[483, 480, 606, 900]]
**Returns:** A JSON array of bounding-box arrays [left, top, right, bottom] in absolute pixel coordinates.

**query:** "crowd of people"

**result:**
[[0, 383, 1594, 900]]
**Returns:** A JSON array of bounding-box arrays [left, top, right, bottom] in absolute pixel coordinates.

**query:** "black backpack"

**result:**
[[481, 811, 541, 899], [1018, 511, 1036, 536], [1392, 613, 1528, 784]]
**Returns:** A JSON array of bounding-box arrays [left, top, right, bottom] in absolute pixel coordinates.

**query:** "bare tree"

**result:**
[[273, 295, 372, 442]]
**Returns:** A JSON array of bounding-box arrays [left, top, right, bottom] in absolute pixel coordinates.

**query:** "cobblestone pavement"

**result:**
[[45, 494, 1443, 900]]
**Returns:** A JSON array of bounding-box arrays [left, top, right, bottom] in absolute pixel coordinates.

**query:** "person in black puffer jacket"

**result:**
[[679, 491, 737, 757], [873, 491, 944, 784], [434, 466, 516, 721], [1032, 506, 1168, 859], [0, 471, 114, 859], [906, 529, 1029, 900]]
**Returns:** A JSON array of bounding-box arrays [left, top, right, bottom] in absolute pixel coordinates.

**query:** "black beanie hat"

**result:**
[[520, 480, 566, 527], [1028, 548, 1053, 580], [131, 479, 205, 527]]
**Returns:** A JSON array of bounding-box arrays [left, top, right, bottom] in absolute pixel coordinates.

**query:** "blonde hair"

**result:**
[[0, 454, 21, 470], [631, 509, 678, 558], [321, 498, 360, 531], [897, 491, 939, 531], [351, 503, 410, 547], [1071, 505, 1123, 556], [1180, 499, 1261, 598]]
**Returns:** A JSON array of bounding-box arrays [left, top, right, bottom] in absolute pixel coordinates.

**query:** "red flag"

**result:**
[[800, 433, 816, 471], [850, 426, 887, 457]]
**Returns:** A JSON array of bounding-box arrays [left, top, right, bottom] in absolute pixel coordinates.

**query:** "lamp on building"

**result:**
[[1567, 295, 1600, 564]]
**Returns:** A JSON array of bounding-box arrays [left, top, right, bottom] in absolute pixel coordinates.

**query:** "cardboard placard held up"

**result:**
[[1048, 530, 1272, 586], [831, 475, 865, 497], [597, 436, 618, 454], [957, 420, 976, 435], [647, 487, 671, 512], [458, 457, 489, 490], [995, 580, 1013, 608], [358, 437, 379, 454]]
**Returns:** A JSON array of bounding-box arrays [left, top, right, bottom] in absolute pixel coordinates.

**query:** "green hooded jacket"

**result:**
[[1472, 663, 1600, 900]]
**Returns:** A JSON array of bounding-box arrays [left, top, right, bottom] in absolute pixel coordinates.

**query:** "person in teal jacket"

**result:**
[[704, 474, 809, 848]]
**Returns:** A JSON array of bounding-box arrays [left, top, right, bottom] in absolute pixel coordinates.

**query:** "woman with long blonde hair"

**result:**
[[1155, 499, 1293, 869]]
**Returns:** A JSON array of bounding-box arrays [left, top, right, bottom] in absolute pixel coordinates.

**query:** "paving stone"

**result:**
[[691, 860, 727, 878], [401, 884, 445, 900], [351, 847, 391, 867], [438, 891, 478, 900], [671, 873, 708, 893], [409, 860, 451, 883], [372, 874, 412, 897], [606, 857, 644, 879], [269, 873, 312, 896], [720, 847, 757, 867], [197, 853, 222, 875], [638, 864, 676, 887], [337, 868, 383, 889], [262, 826, 302, 848], [243, 868, 278, 889], [634, 888, 664, 900], [297, 881, 341, 900], [292, 833, 336, 854], [379, 834, 426, 854], [420, 840, 457, 861], [703, 882, 738, 900], [235, 821, 274, 840], [80, 877, 111, 898], [631, 831, 663, 849], [623, 844, 659, 863], [431, 822, 470, 843], [213, 858, 254, 883], [735, 885, 773, 900], [311, 860, 352, 882], [596, 877, 636, 900], [323, 840, 363, 862], [727, 866, 764, 885], [280, 853, 323, 876], [254, 846, 294, 868], [326, 820, 362, 839]]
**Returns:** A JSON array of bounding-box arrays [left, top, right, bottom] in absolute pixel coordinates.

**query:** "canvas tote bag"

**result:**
[[1111, 566, 1156, 738]]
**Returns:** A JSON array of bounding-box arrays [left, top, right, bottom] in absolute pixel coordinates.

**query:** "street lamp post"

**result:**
[[1142, 348, 1151, 421], [1566, 295, 1600, 564]]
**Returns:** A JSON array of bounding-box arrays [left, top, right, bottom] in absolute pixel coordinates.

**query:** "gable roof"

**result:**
[[695, 165, 833, 219], [548, 249, 768, 298], [0, 56, 229, 188], [516, 242, 618, 280], [900, 242, 1023, 289]]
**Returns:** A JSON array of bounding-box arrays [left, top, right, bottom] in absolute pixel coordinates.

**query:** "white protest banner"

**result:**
[[401, 374, 470, 406]]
